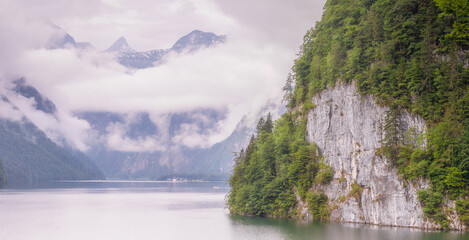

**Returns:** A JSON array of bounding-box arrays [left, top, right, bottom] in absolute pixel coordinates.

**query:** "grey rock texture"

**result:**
[[305, 82, 464, 230]]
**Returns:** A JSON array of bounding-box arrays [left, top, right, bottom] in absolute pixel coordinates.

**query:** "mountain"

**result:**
[[0, 118, 104, 186], [48, 28, 225, 68], [6, 28, 249, 182], [78, 110, 251, 180], [71, 29, 241, 180], [105, 37, 136, 53], [107, 30, 226, 69], [13, 78, 57, 114], [0, 82, 104, 186], [49, 26, 94, 50], [0, 160, 6, 187], [177, 123, 251, 179], [115, 49, 169, 69], [228, 0, 468, 231], [171, 30, 226, 54], [51, 32, 77, 49]]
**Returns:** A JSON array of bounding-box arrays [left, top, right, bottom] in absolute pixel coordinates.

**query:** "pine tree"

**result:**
[[282, 73, 294, 104], [262, 113, 273, 134], [256, 117, 265, 137], [381, 104, 402, 165]]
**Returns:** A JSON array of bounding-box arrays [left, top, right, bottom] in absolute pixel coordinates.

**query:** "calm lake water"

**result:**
[[0, 181, 467, 240]]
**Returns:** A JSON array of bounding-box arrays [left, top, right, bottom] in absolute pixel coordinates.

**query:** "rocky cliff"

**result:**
[[228, 0, 468, 231], [304, 82, 465, 230]]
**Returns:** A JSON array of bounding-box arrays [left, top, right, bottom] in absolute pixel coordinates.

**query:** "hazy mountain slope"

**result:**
[[0, 160, 6, 187], [176, 125, 251, 179], [13, 78, 57, 114], [49, 26, 93, 50], [0, 118, 104, 185], [0, 82, 104, 186], [80, 110, 250, 180], [6, 29, 246, 182]]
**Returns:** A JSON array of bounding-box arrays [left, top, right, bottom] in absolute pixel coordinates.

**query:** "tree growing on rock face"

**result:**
[[383, 104, 402, 144], [380, 103, 403, 165]]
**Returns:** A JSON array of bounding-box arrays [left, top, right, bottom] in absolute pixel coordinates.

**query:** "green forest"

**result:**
[[228, 0, 468, 229], [0, 120, 104, 186], [0, 161, 6, 187], [228, 113, 333, 219]]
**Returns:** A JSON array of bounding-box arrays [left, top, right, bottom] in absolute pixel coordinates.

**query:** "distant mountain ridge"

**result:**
[[49, 27, 225, 68], [49, 26, 94, 50], [13, 79, 57, 114], [78, 109, 251, 180], [106, 30, 226, 68], [1, 28, 250, 183], [171, 30, 225, 53], [0, 82, 105, 186]]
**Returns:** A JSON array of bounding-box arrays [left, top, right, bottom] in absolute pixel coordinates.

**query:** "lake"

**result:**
[[0, 181, 467, 240]]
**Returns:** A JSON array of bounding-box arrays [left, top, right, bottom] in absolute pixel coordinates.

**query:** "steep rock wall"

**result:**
[[305, 82, 463, 230]]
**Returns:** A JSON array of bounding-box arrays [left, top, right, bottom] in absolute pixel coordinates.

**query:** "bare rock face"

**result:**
[[305, 82, 464, 230]]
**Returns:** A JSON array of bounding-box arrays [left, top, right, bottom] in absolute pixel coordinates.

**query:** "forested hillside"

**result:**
[[0, 119, 104, 186], [0, 160, 6, 187], [228, 0, 468, 229]]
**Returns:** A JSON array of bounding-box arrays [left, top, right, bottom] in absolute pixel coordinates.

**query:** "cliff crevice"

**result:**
[[305, 82, 465, 230]]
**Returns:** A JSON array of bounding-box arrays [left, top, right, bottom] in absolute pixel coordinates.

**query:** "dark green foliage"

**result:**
[[434, 0, 469, 40], [315, 161, 334, 185], [456, 198, 469, 226], [230, 0, 468, 227], [289, 0, 467, 124], [263, 113, 274, 134], [306, 192, 330, 220], [228, 114, 331, 219], [285, 0, 468, 227], [380, 104, 403, 165], [256, 117, 265, 136], [0, 120, 104, 186], [417, 189, 449, 229]]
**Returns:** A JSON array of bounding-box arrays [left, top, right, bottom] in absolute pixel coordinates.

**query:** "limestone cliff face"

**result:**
[[305, 82, 464, 230]]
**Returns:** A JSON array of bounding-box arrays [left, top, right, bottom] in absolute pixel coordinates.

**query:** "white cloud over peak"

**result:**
[[0, 0, 326, 152]]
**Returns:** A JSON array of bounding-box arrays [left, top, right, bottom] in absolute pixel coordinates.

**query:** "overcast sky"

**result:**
[[0, 0, 326, 151]]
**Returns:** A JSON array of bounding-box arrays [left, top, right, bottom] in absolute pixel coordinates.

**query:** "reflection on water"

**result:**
[[230, 215, 468, 240], [6, 180, 230, 192], [0, 181, 467, 240]]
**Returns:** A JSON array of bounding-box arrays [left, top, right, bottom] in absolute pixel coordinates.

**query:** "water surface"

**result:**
[[0, 181, 467, 240]]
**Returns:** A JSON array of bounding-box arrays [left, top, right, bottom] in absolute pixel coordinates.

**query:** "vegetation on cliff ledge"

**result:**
[[229, 0, 468, 229], [228, 113, 332, 219]]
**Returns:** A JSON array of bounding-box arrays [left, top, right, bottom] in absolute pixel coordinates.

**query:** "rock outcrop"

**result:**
[[305, 82, 464, 230]]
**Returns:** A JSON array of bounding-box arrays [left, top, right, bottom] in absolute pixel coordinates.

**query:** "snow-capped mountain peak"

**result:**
[[106, 37, 136, 53], [171, 30, 226, 53]]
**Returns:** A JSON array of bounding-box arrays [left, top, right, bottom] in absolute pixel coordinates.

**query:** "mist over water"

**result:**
[[0, 181, 467, 240]]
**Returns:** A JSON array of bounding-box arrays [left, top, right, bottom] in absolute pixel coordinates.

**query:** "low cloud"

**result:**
[[0, 0, 326, 152], [0, 83, 92, 151], [0, 98, 23, 123], [11, 37, 292, 150], [105, 121, 166, 152]]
